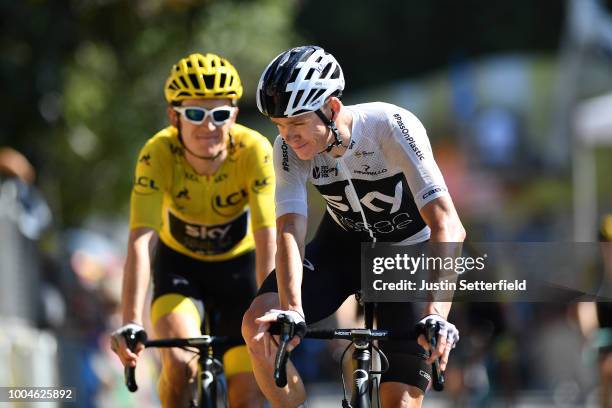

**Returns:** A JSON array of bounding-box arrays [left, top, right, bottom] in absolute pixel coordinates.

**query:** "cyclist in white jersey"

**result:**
[[242, 45, 465, 408]]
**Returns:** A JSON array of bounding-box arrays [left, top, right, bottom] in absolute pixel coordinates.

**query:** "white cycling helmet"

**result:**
[[256, 45, 345, 118]]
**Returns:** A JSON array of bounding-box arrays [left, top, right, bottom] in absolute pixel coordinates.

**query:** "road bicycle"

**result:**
[[123, 328, 230, 408], [271, 298, 445, 408]]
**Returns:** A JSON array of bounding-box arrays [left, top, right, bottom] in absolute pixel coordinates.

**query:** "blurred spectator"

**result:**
[[0, 146, 51, 240], [0, 147, 53, 324], [58, 228, 159, 407]]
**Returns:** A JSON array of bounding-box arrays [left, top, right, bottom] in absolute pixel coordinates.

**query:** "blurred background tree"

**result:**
[[2, 0, 612, 229], [1, 0, 301, 226]]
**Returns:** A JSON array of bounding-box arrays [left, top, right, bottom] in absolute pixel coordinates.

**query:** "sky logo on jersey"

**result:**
[[168, 211, 248, 256], [316, 174, 426, 239], [393, 113, 425, 161], [139, 154, 151, 166]]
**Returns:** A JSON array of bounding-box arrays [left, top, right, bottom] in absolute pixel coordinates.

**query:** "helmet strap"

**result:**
[[315, 109, 344, 154]]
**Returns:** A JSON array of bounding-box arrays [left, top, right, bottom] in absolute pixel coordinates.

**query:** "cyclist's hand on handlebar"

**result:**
[[255, 309, 306, 358], [110, 323, 147, 368], [416, 314, 459, 371]]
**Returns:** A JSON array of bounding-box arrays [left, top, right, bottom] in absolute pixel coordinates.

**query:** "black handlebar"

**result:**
[[419, 322, 445, 391], [270, 319, 446, 392], [123, 334, 231, 393], [272, 314, 306, 387], [123, 328, 147, 392]]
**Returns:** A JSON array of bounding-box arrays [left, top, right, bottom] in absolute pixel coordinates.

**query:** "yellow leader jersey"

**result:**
[[129, 124, 275, 261]]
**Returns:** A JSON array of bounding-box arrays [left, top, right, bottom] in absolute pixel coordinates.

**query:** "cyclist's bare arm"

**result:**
[[420, 195, 465, 245], [113, 227, 157, 367], [275, 213, 307, 315], [418, 195, 465, 369], [122, 227, 158, 324], [253, 226, 276, 288]]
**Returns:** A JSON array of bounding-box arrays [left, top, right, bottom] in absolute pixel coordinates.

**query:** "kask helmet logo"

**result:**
[[256, 46, 345, 118]]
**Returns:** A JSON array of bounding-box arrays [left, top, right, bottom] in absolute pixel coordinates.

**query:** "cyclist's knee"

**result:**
[[228, 372, 263, 407], [380, 382, 424, 408]]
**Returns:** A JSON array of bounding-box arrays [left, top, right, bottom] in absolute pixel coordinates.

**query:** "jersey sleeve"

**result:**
[[273, 136, 310, 218], [245, 135, 276, 231], [382, 105, 449, 209], [129, 138, 173, 231]]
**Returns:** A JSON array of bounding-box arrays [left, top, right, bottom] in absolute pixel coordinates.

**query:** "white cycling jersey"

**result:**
[[274, 102, 449, 243]]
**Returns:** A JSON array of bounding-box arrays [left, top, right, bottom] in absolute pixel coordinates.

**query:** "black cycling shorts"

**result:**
[[152, 241, 257, 356], [257, 215, 432, 392]]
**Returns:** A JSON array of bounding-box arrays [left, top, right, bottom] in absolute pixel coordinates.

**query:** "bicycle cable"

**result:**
[[369, 344, 389, 375], [339, 341, 354, 404]]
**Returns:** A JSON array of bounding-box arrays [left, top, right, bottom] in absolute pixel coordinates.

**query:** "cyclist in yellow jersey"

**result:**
[[110, 53, 275, 408]]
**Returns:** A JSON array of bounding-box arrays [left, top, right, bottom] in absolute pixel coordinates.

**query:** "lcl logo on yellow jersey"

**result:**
[[135, 176, 159, 191], [211, 189, 247, 217]]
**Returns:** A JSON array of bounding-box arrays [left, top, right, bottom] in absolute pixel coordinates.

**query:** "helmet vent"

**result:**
[[203, 74, 215, 90], [320, 63, 332, 78], [305, 68, 315, 80], [220, 73, 227, 88], [306, 88, 325, 105], [188, 73, 199, 89], [294, 90, 304, 108], [303, 88, 317, 105]]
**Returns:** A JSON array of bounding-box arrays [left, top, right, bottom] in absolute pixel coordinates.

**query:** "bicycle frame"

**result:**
[[348, 301, 376, 408], [195, 346, 227, 408]]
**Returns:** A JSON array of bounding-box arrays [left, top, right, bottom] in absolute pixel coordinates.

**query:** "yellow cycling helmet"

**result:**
[[164, 53, 243, 103]]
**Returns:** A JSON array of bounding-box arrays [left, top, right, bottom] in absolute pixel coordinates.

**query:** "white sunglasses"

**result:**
[[173, 106, 234, 126]]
